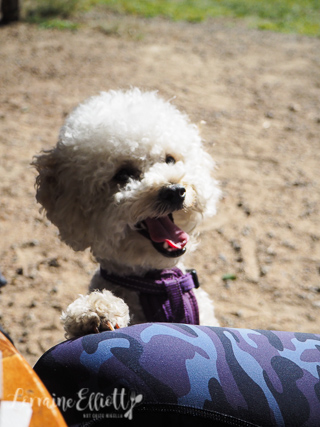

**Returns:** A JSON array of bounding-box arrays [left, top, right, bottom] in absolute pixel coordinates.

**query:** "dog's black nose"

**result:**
[[159, 184, 186, 209]]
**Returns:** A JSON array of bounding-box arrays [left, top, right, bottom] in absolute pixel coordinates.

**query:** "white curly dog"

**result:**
[[32, 88, 221, 339]]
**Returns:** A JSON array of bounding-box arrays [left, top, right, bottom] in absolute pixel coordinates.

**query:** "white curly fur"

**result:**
[[61, 290, 129, 339], [32, 88, 221, 337]]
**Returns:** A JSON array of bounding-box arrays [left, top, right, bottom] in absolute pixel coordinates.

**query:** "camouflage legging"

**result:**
[[34, 323, 320, 426]]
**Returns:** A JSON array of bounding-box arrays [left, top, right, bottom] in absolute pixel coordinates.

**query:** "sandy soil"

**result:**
[[0, 13, 320, 366]]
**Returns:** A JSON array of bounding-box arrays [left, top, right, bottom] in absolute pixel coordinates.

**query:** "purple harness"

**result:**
[[100, 267, 200, 324]]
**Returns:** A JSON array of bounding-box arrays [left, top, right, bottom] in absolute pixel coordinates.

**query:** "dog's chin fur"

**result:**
[[32, 88, 221, 336]]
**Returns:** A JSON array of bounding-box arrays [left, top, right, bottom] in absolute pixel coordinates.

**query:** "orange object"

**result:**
[[0, 331, 67, 427]]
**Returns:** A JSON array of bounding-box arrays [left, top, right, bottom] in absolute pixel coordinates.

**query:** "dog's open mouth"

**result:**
[[137, 214, 189, 258]]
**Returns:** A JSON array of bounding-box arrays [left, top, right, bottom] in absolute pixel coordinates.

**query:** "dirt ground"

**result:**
[[0, 12, 320, 366]]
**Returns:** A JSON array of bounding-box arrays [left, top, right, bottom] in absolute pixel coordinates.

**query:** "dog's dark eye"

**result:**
[[165, 155, 176, 165], [113, 167, 140, 184]]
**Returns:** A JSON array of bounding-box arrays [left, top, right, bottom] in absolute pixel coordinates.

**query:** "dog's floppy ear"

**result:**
[[32, 149, 59, 215], [32, 147, 91, 251]]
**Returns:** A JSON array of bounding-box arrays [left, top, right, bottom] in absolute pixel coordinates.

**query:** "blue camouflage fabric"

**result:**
[[34, 323, 320, 426]]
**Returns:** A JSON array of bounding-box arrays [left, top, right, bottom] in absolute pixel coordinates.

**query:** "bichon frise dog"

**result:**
[[32, 88, 221, 339]]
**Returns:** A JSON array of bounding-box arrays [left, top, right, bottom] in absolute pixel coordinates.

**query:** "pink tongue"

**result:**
[[145, 216, 189, 249]]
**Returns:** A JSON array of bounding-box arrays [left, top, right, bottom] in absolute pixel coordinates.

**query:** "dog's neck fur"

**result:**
[[97, 258, 184, 277]]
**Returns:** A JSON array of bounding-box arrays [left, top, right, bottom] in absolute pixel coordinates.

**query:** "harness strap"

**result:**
[[100, 267, 200, 325]]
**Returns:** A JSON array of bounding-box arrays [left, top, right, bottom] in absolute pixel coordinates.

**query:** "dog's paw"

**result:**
[[61, 290, 130, 339]]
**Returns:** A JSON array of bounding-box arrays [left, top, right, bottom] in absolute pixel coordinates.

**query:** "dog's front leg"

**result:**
[[194, 287, 220, 327], [61, 290, 130, 339]]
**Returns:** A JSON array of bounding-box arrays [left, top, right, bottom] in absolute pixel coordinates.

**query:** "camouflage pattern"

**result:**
[[34, 323, 320, 426]]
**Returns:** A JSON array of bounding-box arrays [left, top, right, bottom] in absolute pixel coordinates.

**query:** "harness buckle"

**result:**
[[186, 269, 200, 289]]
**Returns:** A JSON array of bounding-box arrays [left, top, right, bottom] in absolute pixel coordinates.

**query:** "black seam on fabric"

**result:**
[[136, 403, 260, 426]]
